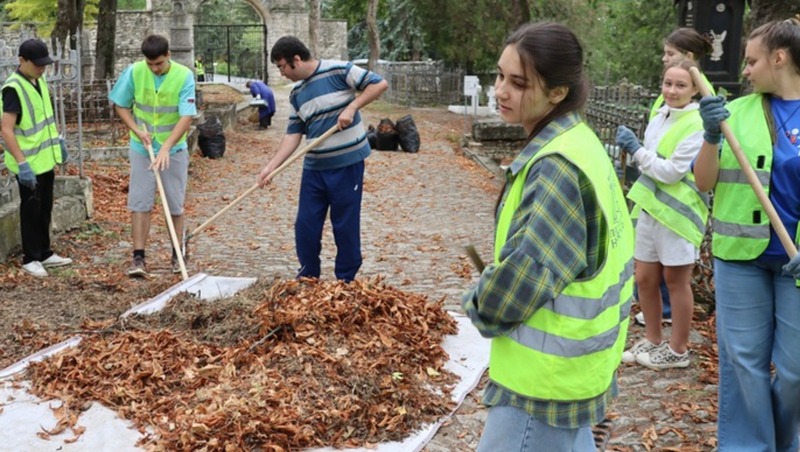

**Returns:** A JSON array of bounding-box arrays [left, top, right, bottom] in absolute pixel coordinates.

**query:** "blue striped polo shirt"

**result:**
[[287, 59, 384, 170]]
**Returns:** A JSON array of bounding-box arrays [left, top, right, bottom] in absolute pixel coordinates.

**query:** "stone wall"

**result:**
[[360, 60, 464, 106], [0, 177, 93, 263], [0, 0, 347, 83]]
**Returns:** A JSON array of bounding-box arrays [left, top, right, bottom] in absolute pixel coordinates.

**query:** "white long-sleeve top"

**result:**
[[632, 102, 704, 185]]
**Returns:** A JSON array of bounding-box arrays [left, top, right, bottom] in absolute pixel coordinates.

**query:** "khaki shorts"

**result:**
[[634, 211, 699, 266], [127, 148, 188, 215]]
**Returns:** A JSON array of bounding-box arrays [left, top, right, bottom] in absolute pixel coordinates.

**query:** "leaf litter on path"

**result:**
[[25, 277, 459, 450]]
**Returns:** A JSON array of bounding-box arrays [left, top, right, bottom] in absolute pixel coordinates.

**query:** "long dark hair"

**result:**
[[504, 22, 589, 141]]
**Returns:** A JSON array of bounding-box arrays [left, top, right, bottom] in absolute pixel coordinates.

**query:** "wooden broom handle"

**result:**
[[689, 67, 796, 257], [145, 144, 189, 279], [188, 125, 339, 239]]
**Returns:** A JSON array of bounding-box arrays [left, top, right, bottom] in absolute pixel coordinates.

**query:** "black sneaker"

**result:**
[[127, 256, 147, 277], [171, 254, 188, 274]]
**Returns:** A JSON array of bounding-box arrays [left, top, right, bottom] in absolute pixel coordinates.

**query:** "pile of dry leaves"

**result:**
[[25, 277, 459, 450]]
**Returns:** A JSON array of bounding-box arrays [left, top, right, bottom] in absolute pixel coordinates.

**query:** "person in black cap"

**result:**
[[1, 38, 72, 277]]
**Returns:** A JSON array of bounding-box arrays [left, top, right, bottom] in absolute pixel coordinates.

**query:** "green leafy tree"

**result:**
[[412, 0, 515, 71], [588, 0, 675, 87], [381, 0, 426, 60], [5, 0, 97, 36], [117, 0, 144, 9]]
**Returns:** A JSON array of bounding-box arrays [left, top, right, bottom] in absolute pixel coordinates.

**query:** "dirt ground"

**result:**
[[0, 85, 721, 451]]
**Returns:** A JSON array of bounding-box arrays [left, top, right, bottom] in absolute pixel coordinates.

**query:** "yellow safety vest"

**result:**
[[711, 93, 800, 259], [2, 72, 60, 174], [627, 110, 708, 246], [491, 121, 634, 401], [131, 60, 190, 147], [195, 60, 205, 76]]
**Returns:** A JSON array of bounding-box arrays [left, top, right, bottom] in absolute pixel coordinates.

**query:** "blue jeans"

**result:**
[[477, 406, 595, 452], [295, 161, 364, 282], [714, 259, 800, 451]]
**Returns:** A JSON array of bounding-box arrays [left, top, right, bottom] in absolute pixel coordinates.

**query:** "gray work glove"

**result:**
[[782, 253, 800, 279], [59, 137, 68, 163], [699, 95, 730, 144], [17, 161, 36, 190], [615, 125, 642, 156]]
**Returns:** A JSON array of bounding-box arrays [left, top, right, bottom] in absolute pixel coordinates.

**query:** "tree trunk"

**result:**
[[511, 0, 531, 29], [366, 0, 380, 71], [52, 0, 86, 51], [94, 0, 117, 79], [746, 0, 800, 35], [308, 0, 320, 56]]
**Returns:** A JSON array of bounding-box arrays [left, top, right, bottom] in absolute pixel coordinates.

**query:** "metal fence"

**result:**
[[63, 80, 127, 148], [194, 24, 268, 84], [585, 83, 656, 183]]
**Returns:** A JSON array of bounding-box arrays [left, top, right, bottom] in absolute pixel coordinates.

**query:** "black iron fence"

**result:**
[[194, 24, 268, 83], [585, 83, 657, 183]]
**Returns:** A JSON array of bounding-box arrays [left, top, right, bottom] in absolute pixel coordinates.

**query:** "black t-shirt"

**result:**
[[2, 71, 44, 125]]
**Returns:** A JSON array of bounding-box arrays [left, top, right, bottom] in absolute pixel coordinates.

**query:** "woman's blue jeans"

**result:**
[[477, 405, 595, 452], [714, 259, 800, 451]]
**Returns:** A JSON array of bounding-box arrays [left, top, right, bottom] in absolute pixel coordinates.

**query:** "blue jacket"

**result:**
[[249, 81, 275, 115]]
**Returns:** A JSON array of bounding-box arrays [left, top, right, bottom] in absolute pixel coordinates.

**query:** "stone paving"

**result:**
[[133, 84, 717, 451]]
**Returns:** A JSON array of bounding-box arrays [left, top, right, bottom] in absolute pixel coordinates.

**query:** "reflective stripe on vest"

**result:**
[[649, 73, 715, 120], [131, 60, 190, 146], [627, 111, 708, 246], [2, 73, 60, 174], [490, 121, 634, 401], [711, 94, 800, 259]]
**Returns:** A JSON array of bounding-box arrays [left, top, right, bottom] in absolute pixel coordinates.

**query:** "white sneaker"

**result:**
[[22, 261, 48, 277], [636, 343, 690, 369], [41, 253, 73, 268], [621, 338, 661, 364], [634, 311, 672, 326]]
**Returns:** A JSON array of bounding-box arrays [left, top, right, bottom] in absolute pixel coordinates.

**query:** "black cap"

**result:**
[[19, 39, 54, 66]]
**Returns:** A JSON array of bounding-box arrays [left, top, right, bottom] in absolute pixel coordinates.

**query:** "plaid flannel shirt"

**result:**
[[462, 112, 614, 428]]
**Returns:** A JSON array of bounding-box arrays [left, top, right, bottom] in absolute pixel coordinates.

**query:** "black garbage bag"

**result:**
[[197, 116, 223, 137], [366, 125, 378, 149], [197, 116, 226, 159], [395, 115, 421, 153], [199, 134, 226, 159], [375, 118, 399, 151]]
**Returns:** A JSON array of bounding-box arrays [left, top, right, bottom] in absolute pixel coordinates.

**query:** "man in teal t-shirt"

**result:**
[[108, 34, 196, 277]]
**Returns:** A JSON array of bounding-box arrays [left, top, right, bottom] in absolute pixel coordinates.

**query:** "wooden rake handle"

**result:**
[[689, 67, 796, 257], [145, 143, 189, 280], [188, 125, 339, 239]]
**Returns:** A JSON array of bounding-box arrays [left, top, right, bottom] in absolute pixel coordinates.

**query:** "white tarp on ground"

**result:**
[[0, 273, 489, 452]]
